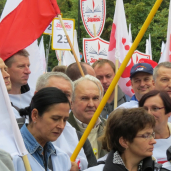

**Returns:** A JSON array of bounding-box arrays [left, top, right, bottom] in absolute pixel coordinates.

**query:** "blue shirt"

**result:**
[[20, 124, 56, 170], [130, 94, 138, 102]]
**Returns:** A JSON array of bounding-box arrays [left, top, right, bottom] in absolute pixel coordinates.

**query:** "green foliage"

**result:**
[[0, 0, 6, 17]]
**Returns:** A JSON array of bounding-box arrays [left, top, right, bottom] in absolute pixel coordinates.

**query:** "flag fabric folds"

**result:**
[[0, 0, 60, 61], [107, 0, 133, 97], [0, 70, 28, 157]]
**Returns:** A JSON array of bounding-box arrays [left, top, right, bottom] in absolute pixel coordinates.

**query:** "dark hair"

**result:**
[[139, 90, 171, 114], [52, 65, 67, 73], [5, 49, 29, 67], [101, 108, 155, 154], [92, 59, 115, 73], [66, 62, 88, 81], [19, 87, 70, 122]]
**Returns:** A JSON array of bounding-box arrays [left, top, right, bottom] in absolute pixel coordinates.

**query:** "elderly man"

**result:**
[[153, 62, 171, 97], [117, 63, 154, 108], [35, 72, 96, 169], [92, 59, 128, 118], [66, 62, 96, 81], [69, 76, 107, 159], [5, 49, 33, 109]]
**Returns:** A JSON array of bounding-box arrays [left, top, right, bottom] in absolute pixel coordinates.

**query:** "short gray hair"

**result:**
[[153, 62, 171, 81], [72, 75, 102, 101], [36, 72, 74, 93]]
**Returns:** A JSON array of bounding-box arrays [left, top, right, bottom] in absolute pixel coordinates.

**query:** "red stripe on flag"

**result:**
[[0, 0, 60, 61]]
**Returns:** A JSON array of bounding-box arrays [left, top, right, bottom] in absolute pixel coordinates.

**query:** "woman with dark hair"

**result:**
[[83, 108, 165, 171], [18, 87, 78, 171], [139, 90, 171, 164]]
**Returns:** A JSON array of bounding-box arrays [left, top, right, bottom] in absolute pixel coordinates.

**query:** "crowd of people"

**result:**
[[0, 49, 171, 171]]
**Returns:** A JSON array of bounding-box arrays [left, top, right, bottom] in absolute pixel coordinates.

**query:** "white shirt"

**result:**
[[153, 136, 171, 164], [116, 100, 138, 109], [9, 88, 34, 109], [53, 122, 88, 170]]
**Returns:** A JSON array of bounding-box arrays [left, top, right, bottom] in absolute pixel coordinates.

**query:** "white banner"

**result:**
[[43, 22, 52, 35], [52, 18, 75, 51], [132, 50, 151, 64], [83, 37, 109, 65], [80, 0, 106, 38]]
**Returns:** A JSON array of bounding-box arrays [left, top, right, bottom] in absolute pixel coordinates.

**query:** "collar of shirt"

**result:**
[[113, 151, 143, 171], [20, 124, 56, 169], [130, 94, 138, 102], [73, 115, 101, 128]]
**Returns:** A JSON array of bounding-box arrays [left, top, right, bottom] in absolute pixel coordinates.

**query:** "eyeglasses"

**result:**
[[143, 106, 165, 112], [136, 132, 155, 140]]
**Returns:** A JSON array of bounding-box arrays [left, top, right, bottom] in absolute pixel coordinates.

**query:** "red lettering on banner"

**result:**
[[87, 16, 101, 22], [56, 23, 72, 29], [90, 58, 97, 63]]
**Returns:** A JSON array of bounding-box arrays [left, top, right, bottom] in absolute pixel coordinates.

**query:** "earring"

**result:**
[[34, 121, 36, 124]]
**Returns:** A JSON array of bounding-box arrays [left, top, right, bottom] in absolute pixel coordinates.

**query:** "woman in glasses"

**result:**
[[139, 90, 171, 164], [84, 107, 163, 171]]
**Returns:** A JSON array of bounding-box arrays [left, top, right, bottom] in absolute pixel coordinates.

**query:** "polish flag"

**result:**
[[107, 0, 134, 97], [0, 0, 60, 61], [159, 0, 171, 63]]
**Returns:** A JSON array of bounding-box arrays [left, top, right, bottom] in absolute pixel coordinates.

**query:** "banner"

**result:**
[[83, 37, 109, 65], [132, 50, 151, 64], [52, 18, 75, 50], [80, 0, 106, 37]]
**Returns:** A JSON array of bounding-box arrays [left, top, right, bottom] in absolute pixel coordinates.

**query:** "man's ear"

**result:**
[[31, 108, 39, 123], [119, 137, 129, 149], [34, 91, 38, 95]]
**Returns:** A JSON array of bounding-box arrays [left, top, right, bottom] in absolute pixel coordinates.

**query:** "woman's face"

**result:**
[[127, 126, 156, 159], [34, 103, 70, 145], [143, 95, 169, 128]]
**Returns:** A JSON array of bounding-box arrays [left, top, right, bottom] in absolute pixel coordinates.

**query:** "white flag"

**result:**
[[39, 36, 47, 73], [128, 23, 132, 43], [159, 0, 171, 63], [145, 34, 152, 60], [27, 40, 44, 91], [0, 70, 28, 156]]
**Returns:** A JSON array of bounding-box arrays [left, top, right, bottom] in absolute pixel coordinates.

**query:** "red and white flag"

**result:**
[[159, 0, 171, 63], [107, 0, 134, 97], [0, 0, 60, 61]]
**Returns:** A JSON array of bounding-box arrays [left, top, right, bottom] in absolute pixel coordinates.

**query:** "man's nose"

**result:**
[[24, 66, 31, 74]]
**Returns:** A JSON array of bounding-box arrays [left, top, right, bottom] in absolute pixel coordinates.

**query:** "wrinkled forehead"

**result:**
[[157, 66, 171, 76]]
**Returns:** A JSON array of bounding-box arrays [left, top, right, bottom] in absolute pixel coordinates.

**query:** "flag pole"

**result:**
[[93, 24, 97, 37], [59, 50, 61, 65], [114, 59, 118, 109], [70, 0, 163, 162], [22, 155, 32, 171], [58, 15, 84, 76]]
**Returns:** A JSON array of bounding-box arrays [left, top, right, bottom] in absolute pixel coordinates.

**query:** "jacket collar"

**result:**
[[20, 124, 56, 155], [103, 150, 153, 171]]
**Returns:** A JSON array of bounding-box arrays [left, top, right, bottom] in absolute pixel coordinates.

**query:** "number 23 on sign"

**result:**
[[52, 18, 75, 51]]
